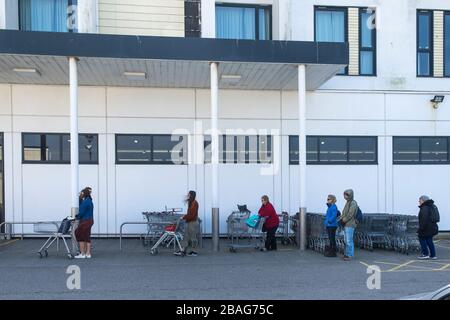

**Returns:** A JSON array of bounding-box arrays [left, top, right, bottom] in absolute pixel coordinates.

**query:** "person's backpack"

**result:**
[[355, 207, 363, 224], [58, 218, 72, 234], [430, 204, 440, 223]]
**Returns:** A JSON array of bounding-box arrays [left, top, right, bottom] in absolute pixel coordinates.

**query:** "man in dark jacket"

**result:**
[[417, 195, 439, 260]]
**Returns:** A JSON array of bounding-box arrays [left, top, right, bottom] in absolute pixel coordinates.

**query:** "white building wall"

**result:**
[[1, 0, 450, 233], [0, 85, 449, 234]]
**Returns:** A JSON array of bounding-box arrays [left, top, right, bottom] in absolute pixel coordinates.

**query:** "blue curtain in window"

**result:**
[[259, 8, 268, 40], [360, 51, 374, 75], [216, 6, 256, 40], [315, 10, 345, 42], [20, 0, 68, 32]]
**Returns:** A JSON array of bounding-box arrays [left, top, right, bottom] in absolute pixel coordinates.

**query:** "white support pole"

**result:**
[[210, 62, 220, 252], [298, 64, 307, 251], [69, 57, 79, 219]]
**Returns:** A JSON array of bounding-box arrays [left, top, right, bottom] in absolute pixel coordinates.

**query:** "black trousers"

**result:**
[[264, 225, 278, 251], [326, 227, 337, 251]]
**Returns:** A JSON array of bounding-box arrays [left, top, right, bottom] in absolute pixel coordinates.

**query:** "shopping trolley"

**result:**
[[36, 217, 75, 259], [228, 216, 266, 253], [142, 208, 183, 246], [149, 218, 184, 255]]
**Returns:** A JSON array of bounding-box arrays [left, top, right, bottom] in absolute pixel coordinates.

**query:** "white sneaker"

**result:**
[[74, 253, 86, 259], [85, 254, 92, 259], [417, 254, 430, 260]]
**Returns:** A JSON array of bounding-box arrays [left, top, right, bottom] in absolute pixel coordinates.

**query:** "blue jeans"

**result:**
[[344, 227, 355, 257], [419, 236, 436, 257]]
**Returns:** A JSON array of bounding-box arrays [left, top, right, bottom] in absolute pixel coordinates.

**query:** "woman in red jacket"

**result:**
[[258, 195, 279, 251]]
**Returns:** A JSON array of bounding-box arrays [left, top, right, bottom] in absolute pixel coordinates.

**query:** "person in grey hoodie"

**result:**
[[339, 189, 358, 261]]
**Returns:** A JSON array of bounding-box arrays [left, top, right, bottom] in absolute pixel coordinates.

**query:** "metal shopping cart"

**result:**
[[36, 217, 75, 259], [226, 205, 251, 240], [276, 212, 295, 245], [149, 218, 185, 255], [228, 215, 266, 253], [142, 208, 183, 246]]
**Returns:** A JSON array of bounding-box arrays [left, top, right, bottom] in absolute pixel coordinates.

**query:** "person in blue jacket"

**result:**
[[74, 187, 94, 259], [324, 194, 339, 257]]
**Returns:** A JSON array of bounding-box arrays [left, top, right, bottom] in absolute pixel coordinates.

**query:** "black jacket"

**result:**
[[418, 200, 439, 238]]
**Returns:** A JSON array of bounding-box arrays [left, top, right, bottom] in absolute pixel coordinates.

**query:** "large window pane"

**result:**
[[153, 135, 186, 164], [349, 137, 377, 162], [259, 8, 271, 40], [216, 6, 256, 40], [289, 136, 299, 164], [19, 0, 69, 32], [360, 11, 374, 48], [45, 134, 61, 161], [319, 137, 347, 162], [417, 11, 432, 76], [116, 135, 151, 163], [258, 135, 272, 164], [393, 138, 420, 163], [79, 134, 98, 163], [315, 9, 345, 42], [421, 138, 448, 162], [216, 5, 271, 40], [307, 137, 318, 162], [418, 13, 431, 50], [445, 14, 450, 76], [23, 133, 98, 164], [205, 135, 271, 164], [23, 134, 42, 161], [418, 52, 431, 76], [360, 51, 374, 75]]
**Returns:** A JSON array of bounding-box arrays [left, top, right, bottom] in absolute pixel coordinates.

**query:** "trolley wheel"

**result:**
[[44, 250, 48, 258], [281, 239, 286, 246], [68, 254, 74, 260], [150, 249, 158, 255], [38, 252, 43, 259], [229, 248, 236, 253]]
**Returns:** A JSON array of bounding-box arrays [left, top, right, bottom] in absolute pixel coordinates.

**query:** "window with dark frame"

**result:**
[[289, 136, 378, 165], [204, 135, 272, 164], [445, 12, 450, 77], [115, 134, 187, 165], [359, 8, 377, 76], [215, 3, 272, 40], [19, 0, 70, 32], [22, 133, 98, 164], [314, 6, 348, 75], [393, 137, 450, 164], [417, 10, 433, 77]]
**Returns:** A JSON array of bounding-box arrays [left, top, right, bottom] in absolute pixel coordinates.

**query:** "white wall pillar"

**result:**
[[69, 57, 79, 218], [0, 0, 6, 29], [298, 64, 307, 251], [201, 0, 215, 38], [77, 0, 98, 33], [210, 62, 219, 251], [0, 0, 19, 30]]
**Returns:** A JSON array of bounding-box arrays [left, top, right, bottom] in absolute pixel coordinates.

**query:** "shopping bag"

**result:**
[[245, 215, 260, 228]]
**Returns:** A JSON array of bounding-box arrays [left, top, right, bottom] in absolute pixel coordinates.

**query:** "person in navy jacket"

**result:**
[[258, 195, 280, 251], [324, 194, 339, 257], [74, 187, 94, 259]]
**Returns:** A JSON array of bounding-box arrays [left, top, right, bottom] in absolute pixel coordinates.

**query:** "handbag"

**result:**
[[245, 215, 260, 228]]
